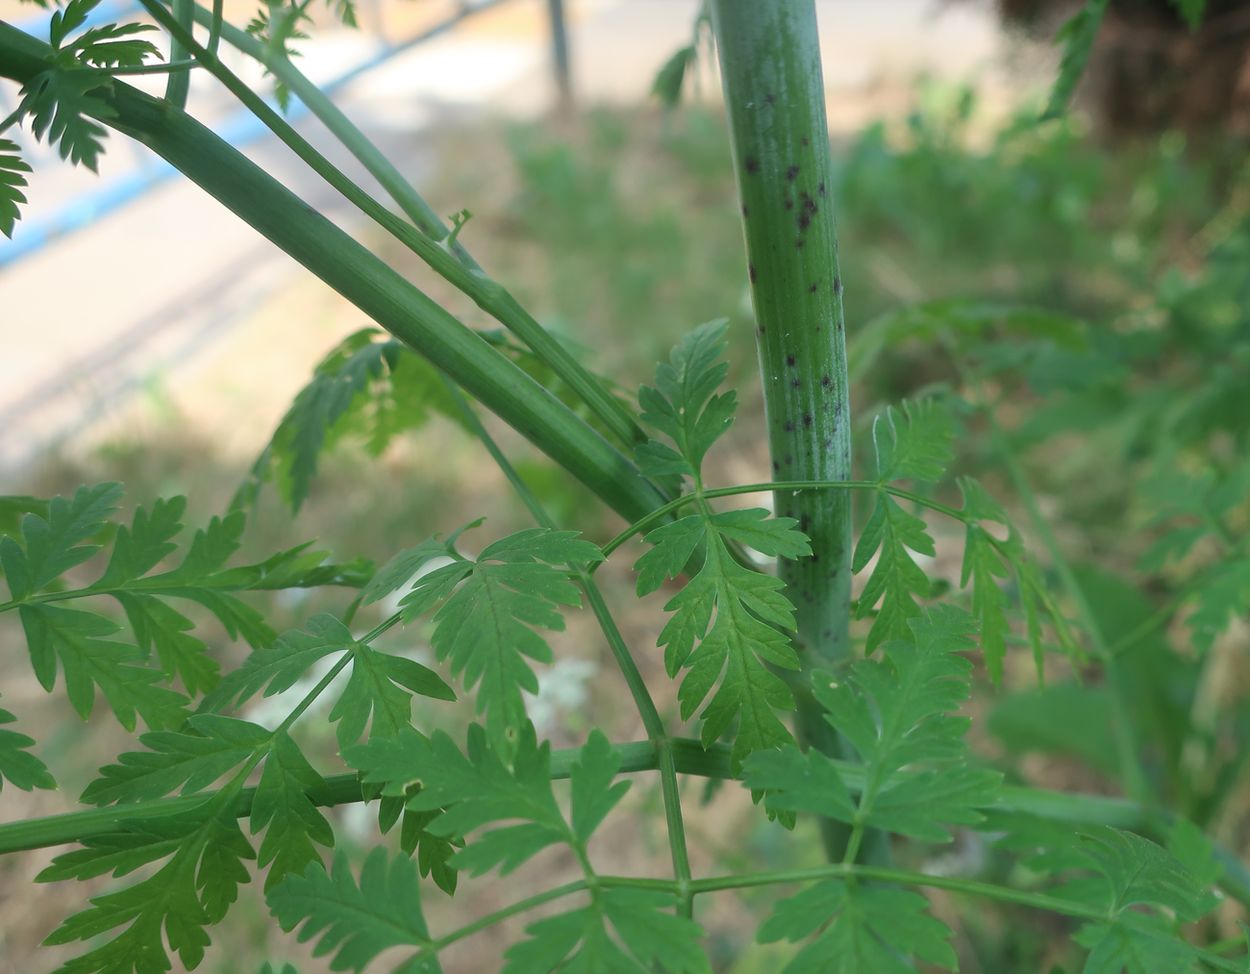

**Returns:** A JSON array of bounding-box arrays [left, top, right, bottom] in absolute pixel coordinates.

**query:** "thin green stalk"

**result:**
[[5, 731, 1248, 908], [439, 378, 694, 916], [430, 868, 1246, 972], [0, 736, 1147, 854], [685, 864, 1109, 919], [710, 0, 861, 862], [0, 23, 666, 526], [0, 739, 713, 855], [580, 580, 695, 915], [185, 1, 454, 246], [271, 653, 352, 736], [100, 59, 199, 77], [206, 0, 223, 57], [432, 880, 591, 951], [597, 480, 963, 560], [175, 0, 645, 451], [0, 571, 360, 615], [163, 0, 193, 107], [206, 610, 400, 787]]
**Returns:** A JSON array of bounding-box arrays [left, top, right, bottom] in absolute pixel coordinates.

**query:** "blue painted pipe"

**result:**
[[0, 0, 511, 269]]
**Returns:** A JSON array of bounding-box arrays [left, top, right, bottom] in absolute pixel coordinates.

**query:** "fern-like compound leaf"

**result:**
[[245, 0, 360, 105], [0, 137, 32, 238], [1188, 559, 1250, 654], [268, 848, 438, 974], [362, 535, 458, 606], [853, 399, 954, 652], [349, 726, 628, 882], [389, 525, 601, 747], [48, 0, 96, 46], [993, 816, 1212, 956], [636, 318, 734, 480], [19, 603, 190, 730], [349, 724, 568, 877], [959, 476, 1078, 675], [1076, 916, 1201, 974], [0, 700, 56, 792], [568, 729, 632, 843], [758, 880, 955, 974], [240, 329, 460, 511], [205, 612, 453, 743], [3, 487, 361, 727], [957, 477, 1014, 680], [503, 888, 709, 974], [374, 799, 460, 896], [42, 800, 255, 973], [1042, 0, 1110, 120], [0, 482, 121, 598], [852, 495, 934, 652], [251, 732, 335, 889], [820, 604, 1000, 838], [870, 399, 955, 484], [204, 613, 353, 711], [633, 324, 814, 763], [266, 331, 391, 510], [65, 22, 161, 68], [81, 714, 269, 806], [746, 606, 1000, 841], [638, 510, 809, 766], [329, 641, 455, 748], [1078, 826, 1207, 920], [19, 67, 115, 171], [0, 494, 48, 537]]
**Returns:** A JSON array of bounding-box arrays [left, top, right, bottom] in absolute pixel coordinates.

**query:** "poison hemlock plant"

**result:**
[[0, 1, 1246, 973]]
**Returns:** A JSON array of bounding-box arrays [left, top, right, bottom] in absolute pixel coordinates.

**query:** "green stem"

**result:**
[[272, 653, 352, 737], [598, 480, 960, 560], [0, 571, 364, 615], [216, 610, 401, 783], [440, 379, 694, 916], [5, 733, 1248, 908], [0, 739, 717, 856], [685, 863, 1108, 918], [706, 6, 853, 598], [163, 0, 193, 108], [432, 880, 591, 951], [710, 1, 861, 859], [429, 868, 1244, 972], [206, 0, 223, 57], [185, 0, 464, 251], [174, 0, 645, 451], [0, 23, 666, 526], [580, 582, 694, 916], [101, 59, 198, 77]]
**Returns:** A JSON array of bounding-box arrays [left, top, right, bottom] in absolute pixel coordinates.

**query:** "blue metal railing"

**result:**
[[1, 0, 559, 268]]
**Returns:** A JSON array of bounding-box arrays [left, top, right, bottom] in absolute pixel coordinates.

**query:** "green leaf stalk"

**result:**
[[709, 0, 861, 859]]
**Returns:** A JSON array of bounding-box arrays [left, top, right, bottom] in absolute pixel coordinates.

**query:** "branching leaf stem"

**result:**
[[148, 0, 646, 452], [429, 868, 1246, 973], [438, 378, 694, 916]]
